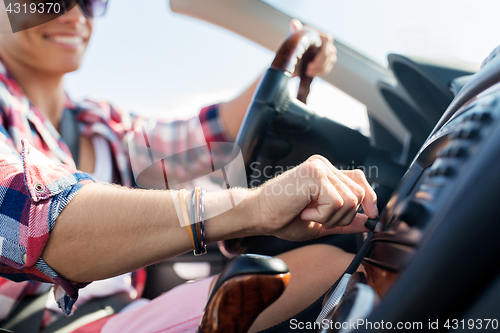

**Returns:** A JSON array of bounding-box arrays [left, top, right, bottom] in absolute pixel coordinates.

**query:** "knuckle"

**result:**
[[354, 187, 365, 203], [355, 184, 365, 198], [353, 169, 365, 179], [345, 195, 358, 210], [306, 160, 322, 170], [332, 197, 344, 210], [302, 160, 324, 177], [311, 154, 325, 160], [307, 154, 323, 162]]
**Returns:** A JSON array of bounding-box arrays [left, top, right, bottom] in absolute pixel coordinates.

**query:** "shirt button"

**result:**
[[22, 253, 27, 264], [34, 183, 45, 193]]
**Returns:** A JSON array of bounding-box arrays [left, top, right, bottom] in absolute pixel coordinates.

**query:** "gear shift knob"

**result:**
[[198, 254, 290, 333]]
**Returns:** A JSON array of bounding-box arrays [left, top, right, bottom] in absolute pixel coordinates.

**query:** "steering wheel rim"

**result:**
[[234, 27, 322, 181]]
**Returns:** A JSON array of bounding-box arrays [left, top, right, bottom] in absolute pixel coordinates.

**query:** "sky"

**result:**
[[265, 0, 500, 67]]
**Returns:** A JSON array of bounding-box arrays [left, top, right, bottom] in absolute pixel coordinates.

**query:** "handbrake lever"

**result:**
[[316, 232, 374, 323]]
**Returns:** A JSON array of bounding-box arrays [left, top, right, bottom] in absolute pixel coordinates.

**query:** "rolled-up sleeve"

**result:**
[[127, 103, 235, 190], [198, 104, 232, 144], [0, 138, 94, 314]]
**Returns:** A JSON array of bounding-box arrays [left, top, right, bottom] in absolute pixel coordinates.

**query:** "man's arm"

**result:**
[[42, 155, 378, 284], [41, 184, 255, 283], [218, 75, 260, 140]]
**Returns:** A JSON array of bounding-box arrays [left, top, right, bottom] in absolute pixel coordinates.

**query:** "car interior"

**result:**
[[167, 1, 500, 332], [3, 0, 500, 332]]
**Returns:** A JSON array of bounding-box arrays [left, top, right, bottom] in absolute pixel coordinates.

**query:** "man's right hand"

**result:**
[[249, 155, 378, 242]]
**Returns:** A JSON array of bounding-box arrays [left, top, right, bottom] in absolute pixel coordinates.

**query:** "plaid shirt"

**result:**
[[0, 59, 230, 319]]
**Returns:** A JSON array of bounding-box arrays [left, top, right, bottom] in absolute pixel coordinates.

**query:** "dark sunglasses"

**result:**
[[61, 0, 108, 18], [4, 0, 108, 33]]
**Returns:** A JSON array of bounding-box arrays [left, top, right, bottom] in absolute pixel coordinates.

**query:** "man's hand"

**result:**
[[251, 155, 378, 242], [290, 18, 337, 77]]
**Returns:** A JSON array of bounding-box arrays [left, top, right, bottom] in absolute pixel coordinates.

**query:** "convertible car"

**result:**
[[164, 1, 500, 332], [3, 0, 499, 332]]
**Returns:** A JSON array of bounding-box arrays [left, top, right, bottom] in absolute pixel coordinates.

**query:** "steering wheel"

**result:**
[[222, 28, 402, 257], [235, 27, 322, 179]]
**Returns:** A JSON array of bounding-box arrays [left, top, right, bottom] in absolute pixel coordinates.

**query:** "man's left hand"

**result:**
[[290, 18, 337, 77]]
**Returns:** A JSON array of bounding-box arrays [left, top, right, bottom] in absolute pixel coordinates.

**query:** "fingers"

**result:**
[[322, 174, 361, 227], [306, 33, 337, 77], [261, 155, 375, 241], [308, 155, 378, 219], [342, 170, 378, 218], [297, 160, 357, 228], [310, 214, 370, 238], [299, 155, 377, 229], [288, 18, 337, 77], [300, 177, 344, 223], [307, 156, 365, 207], [324, 213, 370, 234], [289, 18, 303, 32]]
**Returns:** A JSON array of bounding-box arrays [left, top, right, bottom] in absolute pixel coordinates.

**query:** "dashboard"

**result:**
[[317, 49, 500, 332], [379, 85, 499, 233]]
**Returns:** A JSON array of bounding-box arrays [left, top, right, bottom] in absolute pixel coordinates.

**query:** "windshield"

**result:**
[[262, 0, 500, 67]]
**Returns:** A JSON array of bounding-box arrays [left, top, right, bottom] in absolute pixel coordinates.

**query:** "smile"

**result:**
[[45, 35, 85, 47]]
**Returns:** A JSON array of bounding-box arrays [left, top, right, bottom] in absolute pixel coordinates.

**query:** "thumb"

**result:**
[[289, 18, 303, 33]]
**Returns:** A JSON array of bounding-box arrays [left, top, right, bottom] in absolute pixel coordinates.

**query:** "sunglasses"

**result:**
[[60, 0, 108, 18], [3, 0, 108, 33]]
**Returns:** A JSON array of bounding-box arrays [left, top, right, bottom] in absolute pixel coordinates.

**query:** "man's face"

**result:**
[[0, 4, 93, 74]]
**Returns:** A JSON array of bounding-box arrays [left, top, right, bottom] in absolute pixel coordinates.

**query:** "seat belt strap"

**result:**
[[60, 109, 80, 168], [0, 291, 50, 332]]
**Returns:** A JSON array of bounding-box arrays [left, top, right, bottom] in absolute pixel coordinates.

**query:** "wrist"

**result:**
[[241, 188, 262, 237], [203, 188, 261, 243], [244, 186, 279, 237]]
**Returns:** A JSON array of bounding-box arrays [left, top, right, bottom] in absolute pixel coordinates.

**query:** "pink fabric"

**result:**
[[101, 276, 216, 333], [72, 316, 115, 333]]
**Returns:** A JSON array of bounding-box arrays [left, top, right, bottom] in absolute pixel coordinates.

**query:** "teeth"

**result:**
[[51, 36, 83, 45]]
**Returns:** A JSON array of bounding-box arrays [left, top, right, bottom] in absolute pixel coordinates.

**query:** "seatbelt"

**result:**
[[0, 291, 50, 332], [1, 292, 133, 333], [41, 293, 133, 333], [60, 109, 80, 168]]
